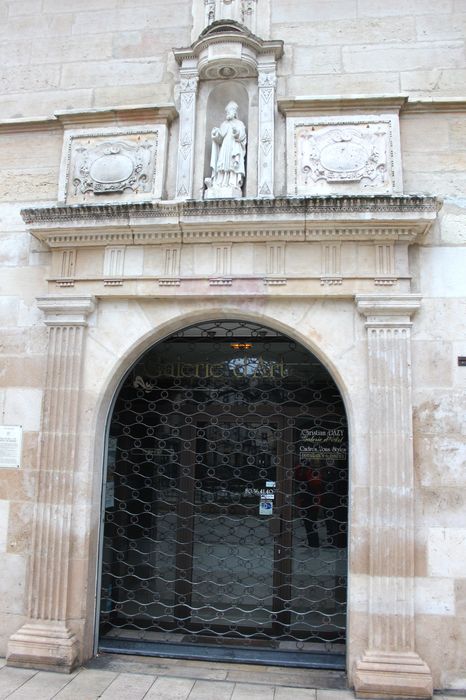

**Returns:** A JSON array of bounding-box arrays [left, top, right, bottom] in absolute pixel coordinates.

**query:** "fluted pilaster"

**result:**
[[353, 295, 433, 699], [7, 296, 95, 673]]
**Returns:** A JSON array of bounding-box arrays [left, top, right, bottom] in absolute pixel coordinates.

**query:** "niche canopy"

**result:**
[[173, 21, 283, 80]]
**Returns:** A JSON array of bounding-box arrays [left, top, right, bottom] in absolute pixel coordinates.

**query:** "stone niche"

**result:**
[[58, 123, 170, 205], [174, 20, 283, 200], [280, 97, 405, 197]]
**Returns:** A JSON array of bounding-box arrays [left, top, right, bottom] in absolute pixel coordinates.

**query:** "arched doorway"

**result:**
[[98, 320, 348, 668]]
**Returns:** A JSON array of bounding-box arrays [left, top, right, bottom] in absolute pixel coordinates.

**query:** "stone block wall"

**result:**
[[0, 0, 466, 119]]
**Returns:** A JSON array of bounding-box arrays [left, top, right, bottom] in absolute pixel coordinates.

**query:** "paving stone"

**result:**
[[188, 679, 235, 699], [6, 670, 78, 699], [275, 687, 317, 699], [53, 669, 117, 700], [98, 672, 156, 699], [316, 690, 355, 700], [226, 669, 345, 689], [143, 676, 195, 700], [230, 682, 275, 700], [0, 667, 37, 700], [87, 656, 227, 680]]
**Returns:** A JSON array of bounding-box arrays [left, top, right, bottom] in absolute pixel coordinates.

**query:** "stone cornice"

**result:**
[[402, 98, 466, 114], [278, 95, 408, 116], [278, 95, 466, 117], [356, 293, 422, 325], [174, 20, 283, 65], [3, 97, 466, 135], [0, 104, 178, 134], [22, 195, 439, 248]]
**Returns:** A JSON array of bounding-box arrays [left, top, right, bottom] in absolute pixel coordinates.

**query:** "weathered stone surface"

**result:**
[[357, 0, 453, 16], [271, 0, 357, 23], [342, 41, 464, 74]]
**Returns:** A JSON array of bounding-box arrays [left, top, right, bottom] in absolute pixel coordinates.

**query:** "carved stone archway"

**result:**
[[7, 194, 437, 698]]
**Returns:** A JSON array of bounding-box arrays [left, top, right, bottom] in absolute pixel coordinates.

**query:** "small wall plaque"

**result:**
[[458, 357, 466, 366], [0, 425, 22, 468]]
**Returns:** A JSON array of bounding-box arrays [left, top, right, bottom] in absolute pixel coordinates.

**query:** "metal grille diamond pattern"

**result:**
[[99, 320, 348, 656]]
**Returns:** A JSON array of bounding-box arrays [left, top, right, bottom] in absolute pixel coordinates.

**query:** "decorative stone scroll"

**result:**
[[59, 126, 168, 204], [286, 114, 402, 196], [353, 295, 433, 699], [7, 296, 96, 673]]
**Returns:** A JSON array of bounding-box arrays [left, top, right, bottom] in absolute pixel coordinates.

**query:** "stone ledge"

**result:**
[[0, 104, 178, 134], [21, 195, 440, 248]]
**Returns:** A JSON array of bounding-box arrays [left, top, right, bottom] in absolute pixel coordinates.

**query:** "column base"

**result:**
[[7, 621, 80, 673], [353, 651, 433, 699]]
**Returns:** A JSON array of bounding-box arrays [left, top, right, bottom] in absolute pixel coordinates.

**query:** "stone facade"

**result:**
[[0, 0, 465, 696]]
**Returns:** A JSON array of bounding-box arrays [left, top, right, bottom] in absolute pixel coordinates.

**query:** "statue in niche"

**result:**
[[205, 101, 247, 199]]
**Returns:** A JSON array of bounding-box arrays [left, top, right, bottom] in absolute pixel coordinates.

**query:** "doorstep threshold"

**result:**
[[89, 651, 348, 690], [98, 638, 346, 670]]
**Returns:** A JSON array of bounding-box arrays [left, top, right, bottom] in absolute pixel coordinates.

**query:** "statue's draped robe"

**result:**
[[211, 117, 247, 187]]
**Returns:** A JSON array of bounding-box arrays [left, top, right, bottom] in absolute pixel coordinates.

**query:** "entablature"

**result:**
[[23, 195, 438, 248], [21, 195, 439, 298]]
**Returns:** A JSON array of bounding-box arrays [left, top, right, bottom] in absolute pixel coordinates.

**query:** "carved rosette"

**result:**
[[7, 296, 96, 673]]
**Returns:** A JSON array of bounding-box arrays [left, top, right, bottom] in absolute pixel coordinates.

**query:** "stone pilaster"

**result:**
[[7, 295, 95, 673], [353, 295, 433, 699], [257, 64, 276, 198], [175, 70, 199, 199]]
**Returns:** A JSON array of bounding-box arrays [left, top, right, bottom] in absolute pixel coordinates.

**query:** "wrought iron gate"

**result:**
[[99, 320, 348, 667]]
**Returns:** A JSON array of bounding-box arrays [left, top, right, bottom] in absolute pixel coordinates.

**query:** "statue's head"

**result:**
[[225, 101, 238, 119]]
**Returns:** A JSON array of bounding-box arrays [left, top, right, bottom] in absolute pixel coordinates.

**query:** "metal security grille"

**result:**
[[99, 320, 348, 666]]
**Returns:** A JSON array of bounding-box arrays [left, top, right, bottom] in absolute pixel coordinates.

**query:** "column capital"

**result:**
[[258, 67, 277, 88], [36, 295, 96, 326], [356, 293, 421, 326], [179, 71, 199, 93]]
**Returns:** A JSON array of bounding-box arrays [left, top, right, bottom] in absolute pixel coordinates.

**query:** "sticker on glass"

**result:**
[[259, 500, 273, 516]]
